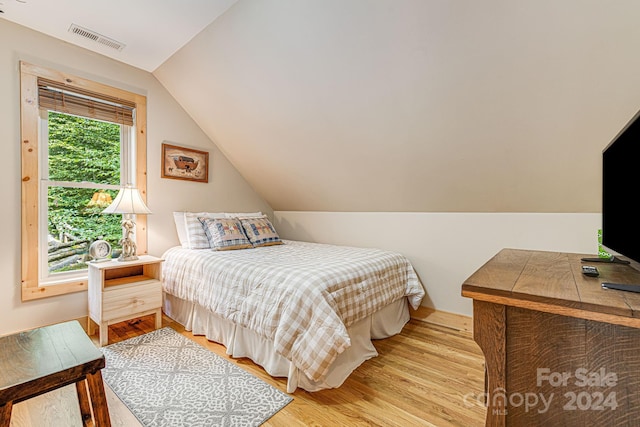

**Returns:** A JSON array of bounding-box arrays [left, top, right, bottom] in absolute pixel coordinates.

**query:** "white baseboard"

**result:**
[[410, 306, 473, 334]]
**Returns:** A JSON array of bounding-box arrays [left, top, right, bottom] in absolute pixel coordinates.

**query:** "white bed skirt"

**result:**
[[163, 293, 411, 393]]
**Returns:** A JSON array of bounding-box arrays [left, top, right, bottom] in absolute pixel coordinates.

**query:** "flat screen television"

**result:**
[[602, 109, 640, 265]]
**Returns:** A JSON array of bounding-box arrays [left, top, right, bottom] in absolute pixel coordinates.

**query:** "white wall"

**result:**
[[0, 19, 271, 335], [0, 8, 621, 334], [274, 212, 602, 316]]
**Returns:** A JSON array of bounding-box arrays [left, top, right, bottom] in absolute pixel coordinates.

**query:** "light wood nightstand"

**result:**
[[87, 255, 164, 346]]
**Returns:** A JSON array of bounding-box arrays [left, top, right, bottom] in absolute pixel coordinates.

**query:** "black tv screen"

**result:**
[[602, 109, 640, 264]]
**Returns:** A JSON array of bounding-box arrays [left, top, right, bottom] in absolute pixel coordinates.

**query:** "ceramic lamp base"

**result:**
[[117, 218, 138, 262]]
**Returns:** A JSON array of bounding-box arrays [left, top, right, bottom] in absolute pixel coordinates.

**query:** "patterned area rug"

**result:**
[[101, 327, 292, 426]]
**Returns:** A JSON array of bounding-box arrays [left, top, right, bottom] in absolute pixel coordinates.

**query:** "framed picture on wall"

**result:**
[[161, 142, 209, 183]]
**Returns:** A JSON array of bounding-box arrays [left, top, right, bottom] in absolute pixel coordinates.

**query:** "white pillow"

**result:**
[[224, 212, 263, 219], [172, 212, 189, 247]]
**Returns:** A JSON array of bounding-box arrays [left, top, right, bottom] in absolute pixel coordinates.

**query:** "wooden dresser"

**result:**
[[462, 248, 640, 427]]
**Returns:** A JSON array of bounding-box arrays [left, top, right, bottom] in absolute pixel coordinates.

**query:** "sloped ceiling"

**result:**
[[154, 0, 640, 213], [5, 1, 640, 213]]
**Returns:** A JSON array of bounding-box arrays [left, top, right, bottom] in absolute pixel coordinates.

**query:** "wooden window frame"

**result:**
[[20, 62, 148, 301]]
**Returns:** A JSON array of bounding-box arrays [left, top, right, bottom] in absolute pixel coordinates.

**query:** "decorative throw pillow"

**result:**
[[183, 212, 226, 249], [240, 216, 283, 247], [199, 217, 253, 251]]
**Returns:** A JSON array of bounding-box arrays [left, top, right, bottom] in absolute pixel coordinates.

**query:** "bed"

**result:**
[[161, 212, 425, 392]]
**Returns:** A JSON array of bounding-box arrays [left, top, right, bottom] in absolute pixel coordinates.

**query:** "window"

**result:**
[[43, 112, 126, 276], [20, 62, 148, 300]]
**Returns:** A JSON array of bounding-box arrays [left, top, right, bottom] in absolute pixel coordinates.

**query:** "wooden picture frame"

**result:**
[[161, 143, 209, 183]]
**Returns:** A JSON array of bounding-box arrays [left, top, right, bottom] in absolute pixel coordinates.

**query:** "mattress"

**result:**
[[161, 240, 425, 391]]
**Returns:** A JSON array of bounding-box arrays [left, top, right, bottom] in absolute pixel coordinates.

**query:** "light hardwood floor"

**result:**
[[9, 315, 486, 427]]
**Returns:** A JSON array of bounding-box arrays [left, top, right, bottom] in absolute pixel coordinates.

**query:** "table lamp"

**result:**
[[102, 185, 151, 261]]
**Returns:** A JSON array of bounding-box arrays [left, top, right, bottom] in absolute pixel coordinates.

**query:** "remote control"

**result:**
[[582, 265, 599, 277]]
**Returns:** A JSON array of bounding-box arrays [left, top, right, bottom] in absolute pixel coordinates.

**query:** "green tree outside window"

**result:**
[[47, 112, 123, 272]]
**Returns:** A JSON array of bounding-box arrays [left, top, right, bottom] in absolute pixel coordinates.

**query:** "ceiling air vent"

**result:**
[[68, 24, 125, 51]]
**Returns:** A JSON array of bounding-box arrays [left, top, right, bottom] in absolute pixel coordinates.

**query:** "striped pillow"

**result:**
[[184, 212, 226, 249], [240, 216, 283, 247], [199, 217, 253, 251]]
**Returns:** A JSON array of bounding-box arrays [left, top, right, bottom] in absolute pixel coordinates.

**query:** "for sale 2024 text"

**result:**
[[537, 367, 618, 411]]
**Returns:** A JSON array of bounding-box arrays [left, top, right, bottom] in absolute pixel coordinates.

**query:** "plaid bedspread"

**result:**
[[162, 240, 425, 382]]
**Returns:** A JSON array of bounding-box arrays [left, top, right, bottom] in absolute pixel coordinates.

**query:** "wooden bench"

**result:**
[[0, 320, 111, 426]]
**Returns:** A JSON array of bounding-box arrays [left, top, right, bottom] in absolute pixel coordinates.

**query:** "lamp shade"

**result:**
[[102, 186, 152, 215]]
